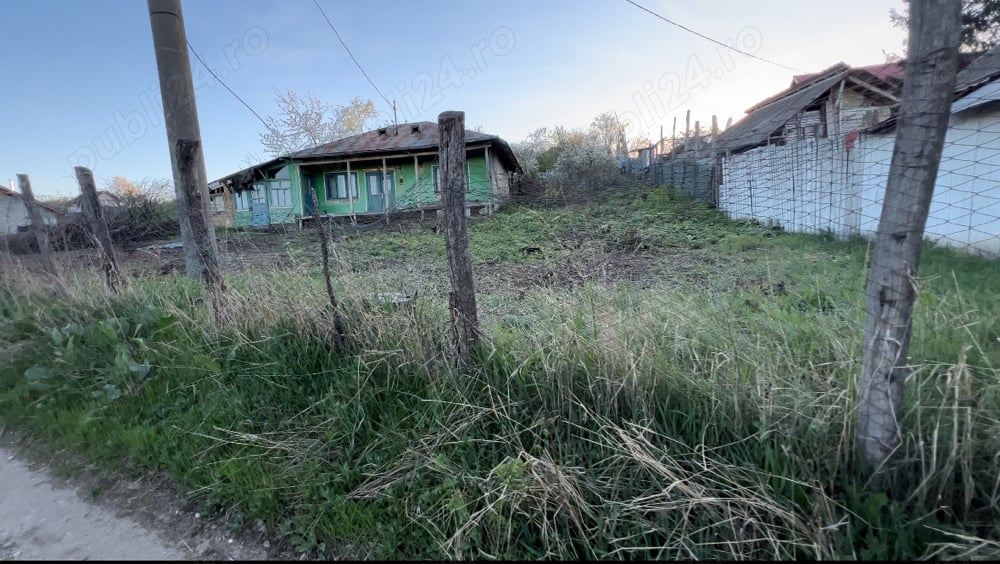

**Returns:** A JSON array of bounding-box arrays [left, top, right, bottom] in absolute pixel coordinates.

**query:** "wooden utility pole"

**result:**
[[147, 0, 219, 280], [438, 111, 480, 360], [857, 0, 961, 469], [15, 174, 57, 278], [75, 167, 123, 294], [175, 139, 228, 323]]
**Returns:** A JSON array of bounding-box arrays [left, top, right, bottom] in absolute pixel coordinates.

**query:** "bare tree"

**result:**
[[590, 112, 627, 158], [858, 0, 961, 469], [260, 91, 379, 156]]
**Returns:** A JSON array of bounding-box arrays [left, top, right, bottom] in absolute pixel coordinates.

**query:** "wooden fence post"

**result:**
[[74, 167, 123, 294], [310, 186, 348, 354], [438, 111, 480, 360], [15, 174, 57, 279]]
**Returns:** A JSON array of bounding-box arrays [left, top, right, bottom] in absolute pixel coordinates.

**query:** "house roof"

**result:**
[[714, 62, 904, 153], [213, 121, 522, 189], [867, 45, 1000, 133], [954, 43, 1000, 94], [713, 64, 851, 152], [0, 185, 65, 216], [793, 62, 904, 86], [67, 190, 122, 206]]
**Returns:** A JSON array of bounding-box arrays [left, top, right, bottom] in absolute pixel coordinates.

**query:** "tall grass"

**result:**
[[0, 191, 998, 559]]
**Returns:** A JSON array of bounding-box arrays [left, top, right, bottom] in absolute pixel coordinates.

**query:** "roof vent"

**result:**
[[378, 127, 388, 135], [411, 125, 420, 133]]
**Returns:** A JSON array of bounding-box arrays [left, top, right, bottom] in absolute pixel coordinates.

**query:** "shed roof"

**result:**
[[954, 43, 1000, 94], [713, 65, 850, 152]]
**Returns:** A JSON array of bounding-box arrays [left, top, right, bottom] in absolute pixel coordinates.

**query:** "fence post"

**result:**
[[15, 174, 57, 279], [438, 111, 480, 361], [857, 0, 961, 470], [74, 167, 124, 294], [310, 186, 348, 354]]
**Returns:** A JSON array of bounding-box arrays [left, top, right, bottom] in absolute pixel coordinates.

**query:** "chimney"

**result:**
[[7, 179, 13, 190]]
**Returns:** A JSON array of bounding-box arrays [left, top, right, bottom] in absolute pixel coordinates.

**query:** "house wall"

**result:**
[[0, 193, 59, 235], [232, 163, 304, 227], [718, 102, 1000, 257], [298, 153, 497, 217]]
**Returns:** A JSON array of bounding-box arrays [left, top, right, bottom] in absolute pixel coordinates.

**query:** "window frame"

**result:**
[[325, 172, 359, 200], [268, 179, 293, 208], [432, 162, 472, 193]]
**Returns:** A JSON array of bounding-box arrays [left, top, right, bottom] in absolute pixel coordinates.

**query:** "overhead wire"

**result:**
[[623, 0, 804, 73]]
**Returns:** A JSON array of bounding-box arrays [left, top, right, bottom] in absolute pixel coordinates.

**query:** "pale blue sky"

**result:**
[[1, 0, 907, 199]]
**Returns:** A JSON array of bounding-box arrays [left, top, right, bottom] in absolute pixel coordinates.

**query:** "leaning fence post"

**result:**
[[15, 174, 58, 279], [438, 111, 481, 361], [74, 167, 124, 294]]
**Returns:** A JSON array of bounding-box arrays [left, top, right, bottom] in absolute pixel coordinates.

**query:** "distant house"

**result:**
[[66, 191, 123, 215], [0, 182, 64, 235], [712, 62, 904, 154], [210, 122, 522, 227]]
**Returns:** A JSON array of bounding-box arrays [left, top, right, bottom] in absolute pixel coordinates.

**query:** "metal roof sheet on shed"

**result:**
[[713, 68, 849, 152]]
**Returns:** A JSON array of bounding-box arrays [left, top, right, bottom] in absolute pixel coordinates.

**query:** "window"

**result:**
[[210, 195, 225, 213], [269, 179, 292, 208], [432, 163, 471, 193], [235, 190, 251, 211], [325, 172, 358, 200]]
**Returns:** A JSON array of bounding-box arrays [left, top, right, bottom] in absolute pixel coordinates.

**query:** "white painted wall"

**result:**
[[0, 193, 60, 235], [719, 102, 1000, 257]]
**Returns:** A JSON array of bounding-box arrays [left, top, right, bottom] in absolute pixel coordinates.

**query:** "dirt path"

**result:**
[[0, 446, 185, 560], [0, 434, 273, 561]]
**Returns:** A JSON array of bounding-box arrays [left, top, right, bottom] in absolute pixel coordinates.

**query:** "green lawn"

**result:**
[[1, 186, 998, 559]]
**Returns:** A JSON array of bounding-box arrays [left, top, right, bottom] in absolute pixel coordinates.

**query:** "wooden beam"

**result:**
[[382, 156, 389, 223], [846, 75, 899, 103]]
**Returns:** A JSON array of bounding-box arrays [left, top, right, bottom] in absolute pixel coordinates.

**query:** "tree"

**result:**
[[260, 90, 379, 156], [590, 112, 628, 158], [890, 0, 999, 52], [858, 0, 961, 469]]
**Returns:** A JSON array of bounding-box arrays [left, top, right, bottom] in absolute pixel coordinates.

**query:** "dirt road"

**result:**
[[0, 446, 185, 560], [0, 438, 271, 561]]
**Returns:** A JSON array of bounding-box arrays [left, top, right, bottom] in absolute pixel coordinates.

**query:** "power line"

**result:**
[[623, 0, 804, 73], [311, 0, 393, 108], [186, 40, 272, 131]]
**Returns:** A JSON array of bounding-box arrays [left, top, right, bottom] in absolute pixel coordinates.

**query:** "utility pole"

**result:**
[[147, 0, 219, 279]]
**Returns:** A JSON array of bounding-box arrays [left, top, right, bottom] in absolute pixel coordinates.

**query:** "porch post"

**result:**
[[414, 154, 422, 219], [484, 145, 495, 212], [382, 156, 389, 224], [346, 160, 355, 224]]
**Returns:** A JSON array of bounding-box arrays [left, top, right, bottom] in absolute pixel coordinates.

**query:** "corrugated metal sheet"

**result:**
[[714, 69, 849, 152], [955, 44, 1000, 94], [287, 121, 496, 159]]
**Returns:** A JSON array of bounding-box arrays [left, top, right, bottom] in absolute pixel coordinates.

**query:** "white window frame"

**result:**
[[325, 172, 358, 200], [235, 190, 251, 211], [268, 179, 293, 208]]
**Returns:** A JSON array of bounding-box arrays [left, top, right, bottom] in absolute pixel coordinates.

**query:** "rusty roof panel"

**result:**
[[286, 121, 498, 159]]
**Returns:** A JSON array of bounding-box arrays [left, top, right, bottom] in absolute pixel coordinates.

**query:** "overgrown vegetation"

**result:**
[[1, 186, 998, 559]]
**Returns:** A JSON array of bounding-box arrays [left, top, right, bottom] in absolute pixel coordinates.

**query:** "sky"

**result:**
[[0, 0, 907, 199]]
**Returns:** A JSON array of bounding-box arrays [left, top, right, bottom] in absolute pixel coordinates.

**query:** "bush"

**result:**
[[50, 193, 180, 252]]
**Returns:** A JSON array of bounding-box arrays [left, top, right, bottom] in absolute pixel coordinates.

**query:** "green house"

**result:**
[[208, 122, 521, 227]]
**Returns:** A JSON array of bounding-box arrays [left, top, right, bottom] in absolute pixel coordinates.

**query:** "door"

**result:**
[[251, 184, 269, 226], [301, 173, 315, 216], [365, 171, 395, 213]]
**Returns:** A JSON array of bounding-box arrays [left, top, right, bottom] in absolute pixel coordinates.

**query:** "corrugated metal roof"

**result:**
[[793, 62, 904, 86], [213, 121, 521, 188], [955, 43, 1000, 94], [286, 121, 498, 159], [714, 68, 850, 152]]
